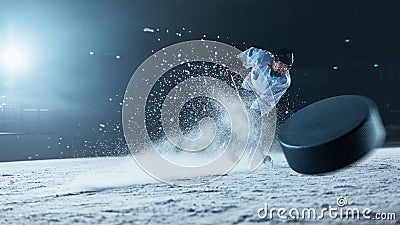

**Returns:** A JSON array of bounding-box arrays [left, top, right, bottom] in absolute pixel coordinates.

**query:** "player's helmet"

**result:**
[[274, 49, 294, 68]]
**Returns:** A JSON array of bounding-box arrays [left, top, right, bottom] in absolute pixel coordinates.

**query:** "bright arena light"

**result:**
[[1, 46, 29, 73]]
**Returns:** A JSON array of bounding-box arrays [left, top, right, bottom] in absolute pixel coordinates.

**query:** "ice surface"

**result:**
[[0, 148, 399, 224]]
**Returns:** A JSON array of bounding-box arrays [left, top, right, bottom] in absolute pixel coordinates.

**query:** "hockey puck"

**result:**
[[279, 95, 386, 174]]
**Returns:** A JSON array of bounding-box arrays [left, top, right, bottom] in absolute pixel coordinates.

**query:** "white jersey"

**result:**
[[238, 47, 291, 116]]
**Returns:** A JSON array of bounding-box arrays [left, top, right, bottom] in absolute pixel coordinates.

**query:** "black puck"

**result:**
[[279, 95, 386, 174]]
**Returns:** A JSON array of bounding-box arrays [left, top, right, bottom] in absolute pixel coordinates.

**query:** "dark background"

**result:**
[[0, 0, 399, 162]]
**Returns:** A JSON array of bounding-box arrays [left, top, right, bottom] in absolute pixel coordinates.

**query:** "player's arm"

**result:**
[[241, 75, 253, 91], [270, 75, 291, 104], [238, 47, 274, 69]]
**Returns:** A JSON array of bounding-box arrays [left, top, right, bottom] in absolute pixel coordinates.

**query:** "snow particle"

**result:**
[[143, 28, 155, 33]]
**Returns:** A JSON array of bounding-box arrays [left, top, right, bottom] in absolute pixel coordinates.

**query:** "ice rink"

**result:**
[[1, 148, 399, 224]]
